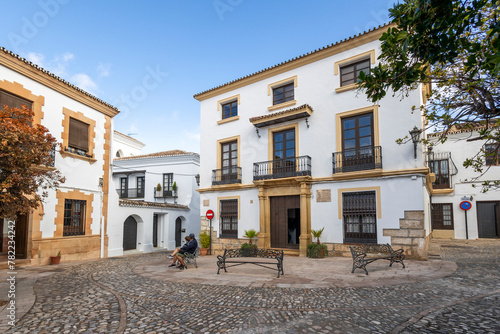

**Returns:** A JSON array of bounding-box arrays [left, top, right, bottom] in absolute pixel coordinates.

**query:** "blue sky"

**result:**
[[0, 0, 396, 154]]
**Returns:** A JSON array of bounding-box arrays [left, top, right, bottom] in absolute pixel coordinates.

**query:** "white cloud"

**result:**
[[62, 52, 74, 62], [184, 129, 200, 142], [97, 63, 111, 77], [26, 52, 45, 67], [71, 73, 98, 93]]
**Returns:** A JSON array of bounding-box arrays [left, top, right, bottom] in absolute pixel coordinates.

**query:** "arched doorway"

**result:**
[[123, 216, 138, 250], [175, 217, 182, 247]]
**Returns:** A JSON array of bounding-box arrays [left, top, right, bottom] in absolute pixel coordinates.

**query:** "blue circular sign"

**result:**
[[459, 201, 472, 211]]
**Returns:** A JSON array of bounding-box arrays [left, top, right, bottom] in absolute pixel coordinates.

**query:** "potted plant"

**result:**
[[156, 183, 162, 197], [172, 181, 178, 196], [243, 229, 257, 244], [240, 242, 257, 257], [50, 251, 61, 265], [308, 227, 328, 258], [199, 231, 210, 256]]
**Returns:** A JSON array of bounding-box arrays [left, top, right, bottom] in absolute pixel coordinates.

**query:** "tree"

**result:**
[[0, 105, 65, 219], [358, 0, 500, 189]]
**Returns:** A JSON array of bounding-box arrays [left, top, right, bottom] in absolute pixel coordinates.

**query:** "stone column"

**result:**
[[257, 186, 269, 249], [299, 181, 312, 256]]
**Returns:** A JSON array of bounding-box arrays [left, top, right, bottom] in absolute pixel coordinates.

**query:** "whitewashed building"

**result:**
[[107, 148, 200, 257], [113, 130, 145, 158], [194, 25, 432, 258], [0, 47, 119, 265], [427, 124, 500, 240]]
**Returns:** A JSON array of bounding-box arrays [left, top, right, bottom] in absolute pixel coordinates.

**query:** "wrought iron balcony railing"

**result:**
[[212, 167, 242, 185], [253, 155, 311, 181], [117, 187, 145, 199], [153, 188, 177, 198], [332, 146, 382, 174]]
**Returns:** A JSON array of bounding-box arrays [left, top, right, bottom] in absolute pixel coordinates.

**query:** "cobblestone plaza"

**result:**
[[1, 239, 499, 333]]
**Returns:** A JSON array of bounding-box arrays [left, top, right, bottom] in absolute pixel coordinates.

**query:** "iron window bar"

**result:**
[[332, 146, 382, 174], [253, 155, 312, 181], [212, 167, 242, 185]]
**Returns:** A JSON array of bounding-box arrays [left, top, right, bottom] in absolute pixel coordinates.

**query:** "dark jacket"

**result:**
[[180, 238, 198, 254]]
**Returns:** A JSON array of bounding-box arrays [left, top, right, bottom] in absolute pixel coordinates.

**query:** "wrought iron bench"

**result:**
[[350, 244, 405, 275], [176, 247, 199, 269], [217, 248, 284, 278]]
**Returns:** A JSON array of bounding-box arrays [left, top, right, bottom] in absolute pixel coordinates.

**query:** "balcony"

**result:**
[[117, 187, 145, 199], [253, 155, 311, 181], [332, 146, 382, 173], [153, 188, 177, 199], [212, 167, 242, 185]]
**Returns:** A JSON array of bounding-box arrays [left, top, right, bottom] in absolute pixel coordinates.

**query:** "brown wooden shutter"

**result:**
[[68, 117, 89, 152], [0, 90, 33, 111]]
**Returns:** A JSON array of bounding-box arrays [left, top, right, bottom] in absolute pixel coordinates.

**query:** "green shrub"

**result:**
[[199, 231, 210, 248], [240, 242, 257, 257], [307, 243, 328, 258]]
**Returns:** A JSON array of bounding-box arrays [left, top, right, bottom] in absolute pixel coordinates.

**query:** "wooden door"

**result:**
[[341, 113, 374, 172], [175, 217, 182, 247], [496, 204, 500, 238], [273, 129, 296, 178], [15, 214, 28, 259], [153, 214, 158, 248], [477, 202, 498, 238], [270, 196, 300, 249], [123, 216, 137, 250]]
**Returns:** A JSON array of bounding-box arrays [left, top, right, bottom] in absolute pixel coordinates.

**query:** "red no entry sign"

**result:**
[[206, 210, 214, 220]]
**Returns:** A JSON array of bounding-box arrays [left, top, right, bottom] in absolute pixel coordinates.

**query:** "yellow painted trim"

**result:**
[[54, 189, 94, 237], [335, 83, 358, 93], [0, 79, 45, 124], [267, 123, 299, 162], [314, 167, 429, 182], [337, 186, 382, 220], [217, 115, 240, 125], [61, 107, 97, 162], [335, 105, 380, 153], [334, 49, 376, 75], [0, 52, 119, 117], [267, 100, 297, 111], [217, 195, 241, 220], [267, 75, 298, 96], [197, 183, 256, 193], [59, 150, 97, 164], [217, 94, 240, 111], [102, 116, 111, 256], [431, 188, 455, 195], [216, 135, 241, 170], [252, 105, 312, 127]]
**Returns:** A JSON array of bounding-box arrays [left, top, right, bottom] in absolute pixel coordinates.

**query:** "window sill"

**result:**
[[267, 100, 296, 111], [60, 150, 97, 164], [335, 83, 358, 93], [31, 164, 57, 171], [217, 115, 240, 125], [431, 188, 454, 195]]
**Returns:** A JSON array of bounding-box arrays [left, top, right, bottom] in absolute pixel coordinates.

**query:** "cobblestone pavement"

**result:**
[[3, 239, 500, 333]]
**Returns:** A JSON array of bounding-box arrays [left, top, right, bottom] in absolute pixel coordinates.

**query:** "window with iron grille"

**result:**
[[222, 100, 238, 119], [68, 117, 89, 154], [163, 173, 173, 193], [273, 83, 294, 105], [429, 159, 450, 188], [343, 191, 377, 243], [431, 203, 454, 230], [485, 143, 500, 166], [220, 199, 238, 238], [340, 59, 370, 87], [63, 199, 86, 236]]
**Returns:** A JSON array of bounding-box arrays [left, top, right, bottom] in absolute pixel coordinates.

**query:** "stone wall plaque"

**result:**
[[316, 189, 331, 202], [203, 199, 210, 207]]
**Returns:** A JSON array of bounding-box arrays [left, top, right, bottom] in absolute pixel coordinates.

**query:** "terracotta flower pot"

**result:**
[[50, 256, 61, 265], [199, 248, 208, 256]]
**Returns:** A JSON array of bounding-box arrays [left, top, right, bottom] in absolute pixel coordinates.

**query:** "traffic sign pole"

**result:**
[[205, 210, 214, 255], [459, 201, 472, 239]]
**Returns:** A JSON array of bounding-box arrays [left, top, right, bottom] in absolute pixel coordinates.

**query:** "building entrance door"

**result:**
[[477, 202, 500, 238], [123, 216, 137, 250], [15, 214, 29, 259], [270, 195, 300, 249], [175, 217, 182, 247], [153, 214, 158, 248]]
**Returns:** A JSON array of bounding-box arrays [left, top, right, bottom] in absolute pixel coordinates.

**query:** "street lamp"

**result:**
[[195, 174, 200, 186], [409, 126, 422, 159]]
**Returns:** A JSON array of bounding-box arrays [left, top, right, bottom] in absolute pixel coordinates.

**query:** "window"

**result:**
[[68, 117, 89, 155], [429, 159, 450, 188], [137, 176, 145, 198], [273, 128, 296, 176], [120, 178, 128, 198], [221, 100, 237, 119], [340, 59, 370, 87], [63, 199, 86, 236], [220, 199, 238, 238], [431, 203, 454, 230], [343, 191, 377, 243], [485, 143, 500, 166], [273, 83, 294, 105], [341, 113, 375, 172], [221, 141, 238, 183], [0, 90, 33, 111], [163, 173, 173, 195]]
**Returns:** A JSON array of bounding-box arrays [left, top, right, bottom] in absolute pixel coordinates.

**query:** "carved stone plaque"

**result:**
[[203, 199, 210, 207], [316, 189, 331, 202]]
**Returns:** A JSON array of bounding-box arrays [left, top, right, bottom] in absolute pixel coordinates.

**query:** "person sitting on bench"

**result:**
[[168, 236, 190, 259], [168, 233, 198, 270]]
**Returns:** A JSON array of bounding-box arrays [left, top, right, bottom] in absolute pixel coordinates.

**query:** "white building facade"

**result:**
[[427, 125, 500, 240], [108, 150, 200, 257], [195, 26, 431, 258], [0, 47, 119, 265]]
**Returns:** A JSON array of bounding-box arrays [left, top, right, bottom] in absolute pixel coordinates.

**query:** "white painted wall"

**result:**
[[113, 131, 144, 158]]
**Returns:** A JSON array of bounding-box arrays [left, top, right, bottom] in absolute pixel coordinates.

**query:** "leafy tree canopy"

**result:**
[[359, 0, 499, 190], [0, 106, 65, 219]]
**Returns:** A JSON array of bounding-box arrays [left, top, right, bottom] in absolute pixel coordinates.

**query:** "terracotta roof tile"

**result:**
[[427, 120, 499, 137], [115, 149, 199, 161], [0, 46, 118, 112], [119, 199, 189, 210], [113, 130, 145, 145], [249, 104, 313, 122]]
